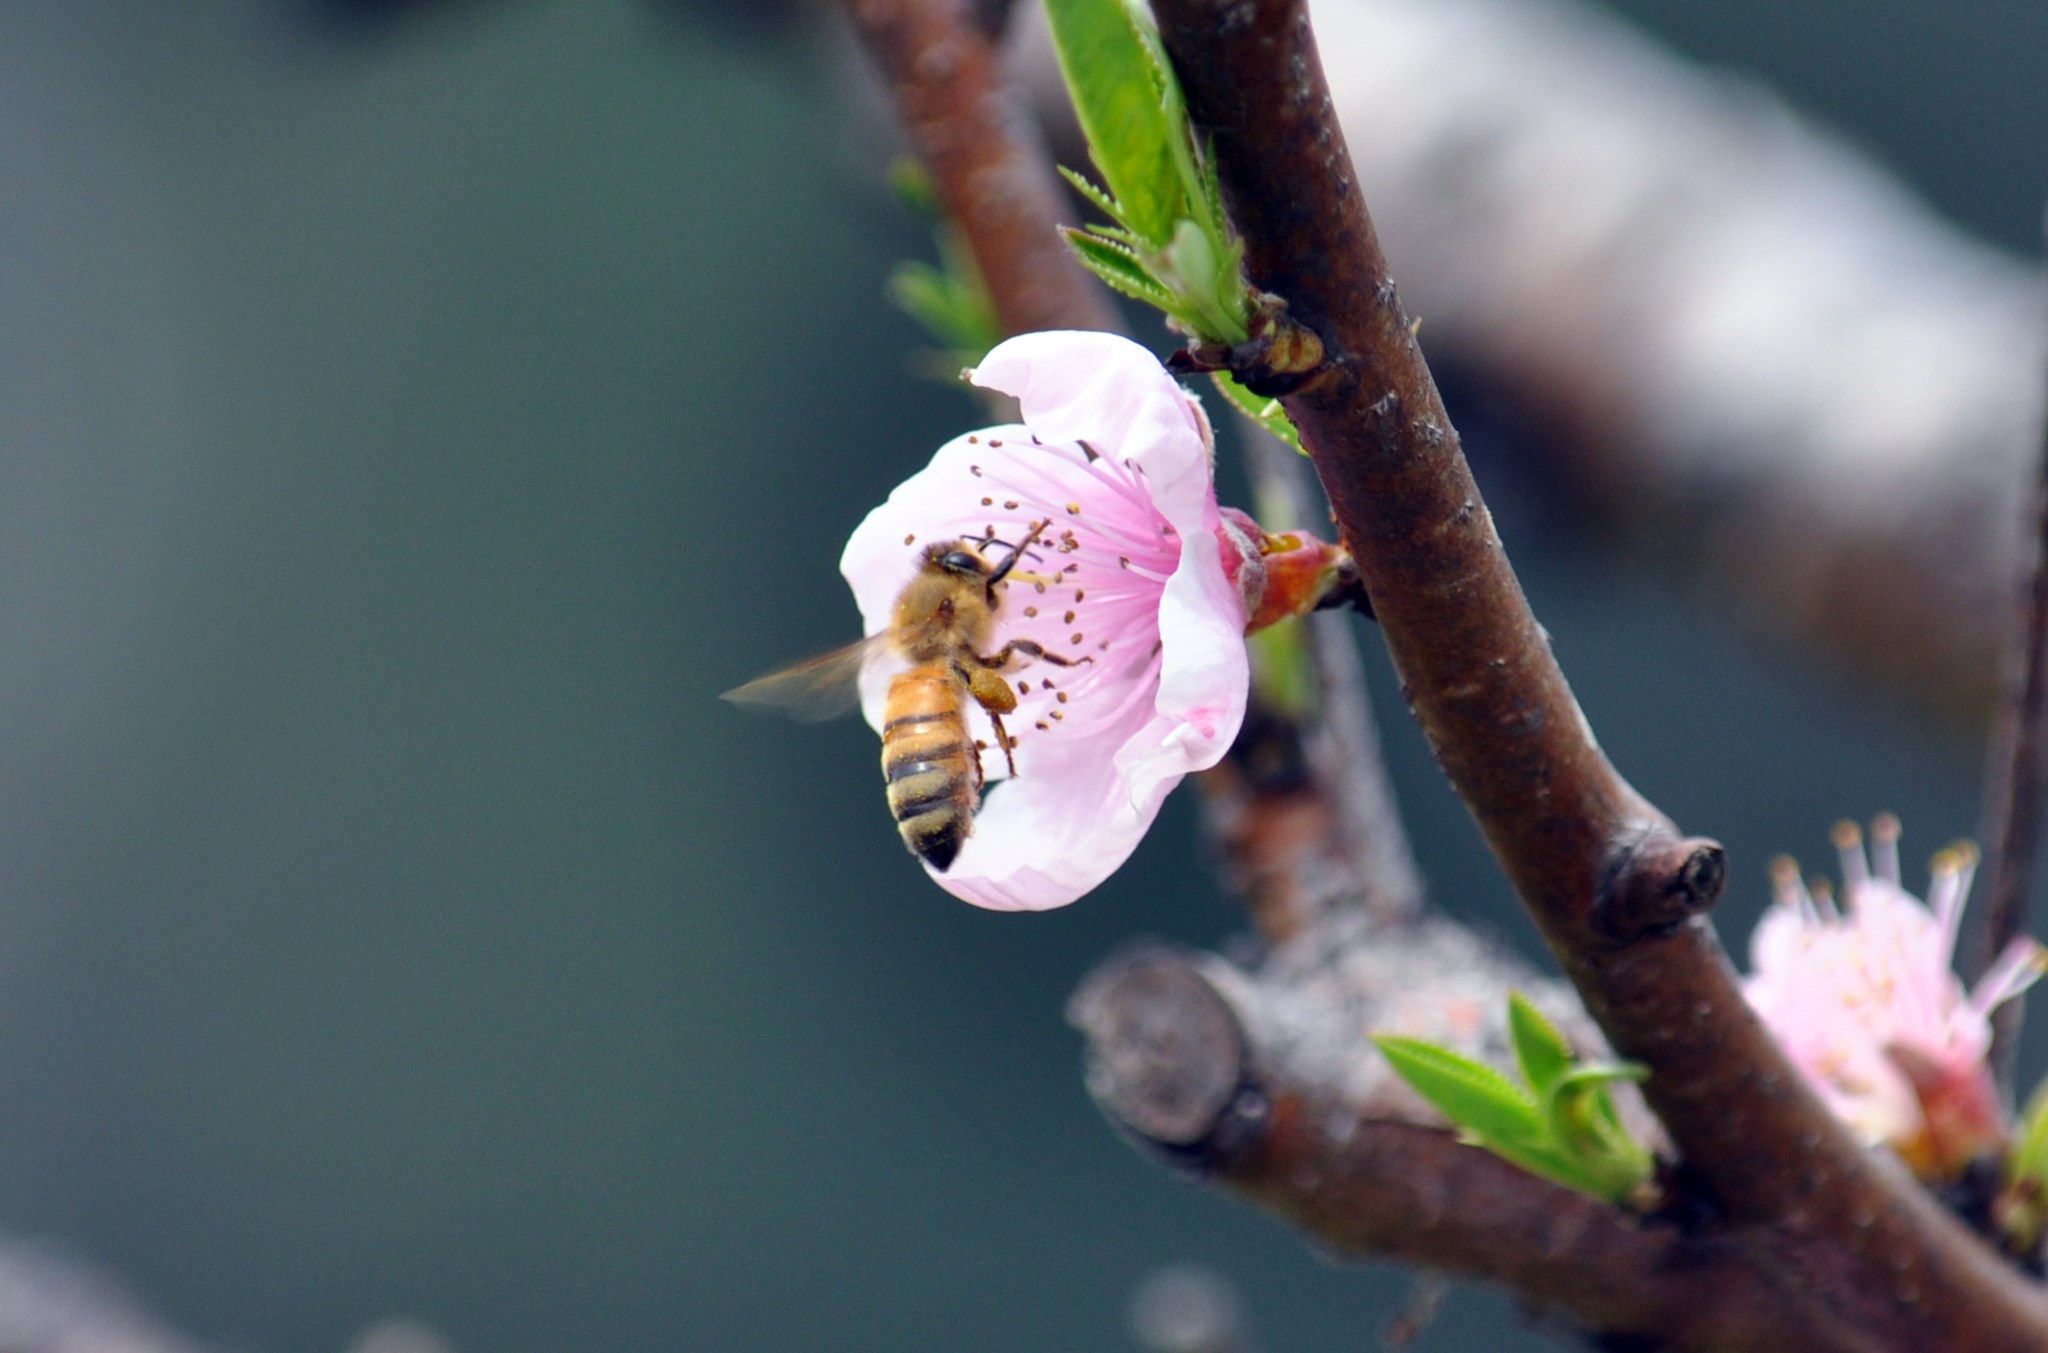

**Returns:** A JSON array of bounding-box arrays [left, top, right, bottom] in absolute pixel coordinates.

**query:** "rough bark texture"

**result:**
[[1149, 0, 2048, 1345]]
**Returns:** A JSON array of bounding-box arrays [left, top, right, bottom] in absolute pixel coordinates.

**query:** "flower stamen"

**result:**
[[1745, 816, 2046, 1180], [837, 330, 1252, 911]]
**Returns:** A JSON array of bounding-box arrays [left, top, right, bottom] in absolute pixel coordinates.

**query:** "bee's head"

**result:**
[[926, 541, 993, 580]]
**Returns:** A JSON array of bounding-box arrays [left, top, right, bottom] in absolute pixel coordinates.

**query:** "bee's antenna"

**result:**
[[986, 519, 1053, 587]]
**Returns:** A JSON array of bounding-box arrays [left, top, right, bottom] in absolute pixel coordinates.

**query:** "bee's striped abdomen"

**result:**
[[881, 666, 977, 872]]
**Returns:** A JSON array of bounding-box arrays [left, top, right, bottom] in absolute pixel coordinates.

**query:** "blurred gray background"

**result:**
[[0, 1, 2040, 1349]]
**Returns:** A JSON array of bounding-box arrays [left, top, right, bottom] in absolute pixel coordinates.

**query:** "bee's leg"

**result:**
[[985, 519, 1054, 586], [959, 663, 1021, 778], [985, 712, 1018, 779], [977, 638, 1093, 670]]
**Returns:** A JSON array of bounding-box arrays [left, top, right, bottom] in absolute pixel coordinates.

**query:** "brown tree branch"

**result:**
[[841, 0, 1119, 338], [1072, 946, 1892, 1353], [1148, 0, 2048, 1345]]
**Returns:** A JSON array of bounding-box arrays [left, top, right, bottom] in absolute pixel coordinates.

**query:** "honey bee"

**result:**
[[722, 519, 1087, 871]]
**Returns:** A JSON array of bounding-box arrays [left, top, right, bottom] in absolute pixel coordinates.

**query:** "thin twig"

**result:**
[[1978, 223, 2048, 1093], [1148, 0, 2048, 1344], [1196, 619, 1420, 941], [1197, 423, 1420, 941], [840, 0, 1120, 338]]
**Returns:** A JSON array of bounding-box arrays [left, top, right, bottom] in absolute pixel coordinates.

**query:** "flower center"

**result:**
[[954, 436, 1182, 778]]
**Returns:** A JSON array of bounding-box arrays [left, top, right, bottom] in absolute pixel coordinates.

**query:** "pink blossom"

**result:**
[[1743, 815, 2046, 1177], [838, 331, 1254, 911]]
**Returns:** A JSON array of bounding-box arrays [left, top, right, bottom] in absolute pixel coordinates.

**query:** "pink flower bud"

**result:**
[[1215, 506, 1350, 634]]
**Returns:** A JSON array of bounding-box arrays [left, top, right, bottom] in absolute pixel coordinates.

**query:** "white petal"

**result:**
[[970, 331, 1209, 496], [838, 425, 1032, 729], [836, 331, 1249, 910], [930, 703, 1192, 911]]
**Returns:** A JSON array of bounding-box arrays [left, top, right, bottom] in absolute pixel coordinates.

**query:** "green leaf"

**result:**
[[1548, 1069, 1645, 1149], [1208, 372, 1303, 453], [1073, 256, 1174, 308], [888, 261, 958, 334], [1163, 221, 1219, 311], [1086, 224, 1144, 250], [887, 156, 940, 219], [1056, 166, 1133, 232], [1378, 1017, 1652, 1205], [1041, 0, 1257, 345], [1545, 1064, 1653, 1197], [2015, 1077, 2048, 1189], [1065, 231, 1175, 307], [1041, 0, 1179, 242], [1483, 1140, 1599, 1191], [1196, 132, 1229, 236], [1063, 228, 1159, 291], [1373, 1035, 1542, 1145], [887, 258, 999, 371], [2004, 1077, 2048, 1253], [1507, 991, 1575, 1094]]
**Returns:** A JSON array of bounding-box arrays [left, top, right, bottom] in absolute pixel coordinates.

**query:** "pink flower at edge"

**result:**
[[838, 331, 1253, 912], [1743, 815, 2048, 1178]]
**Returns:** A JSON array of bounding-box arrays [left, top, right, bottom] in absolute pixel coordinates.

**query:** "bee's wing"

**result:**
[[720, 635, 890, 723]]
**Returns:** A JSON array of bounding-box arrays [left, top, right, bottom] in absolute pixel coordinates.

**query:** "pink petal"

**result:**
[[929, 700, 1171, 911], [969, 332, 1210, 497], [838, 422, 1031, 730], [1971, 936, 2048, 1016], [1748, 901, 1807, 976], [973, 331, 1248, 796], [832, 331, 1250, 911]]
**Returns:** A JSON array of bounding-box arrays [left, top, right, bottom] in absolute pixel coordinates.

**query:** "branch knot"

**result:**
[[1598, 831, 1728, 944], [1068, 944, 1269, 1169]]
